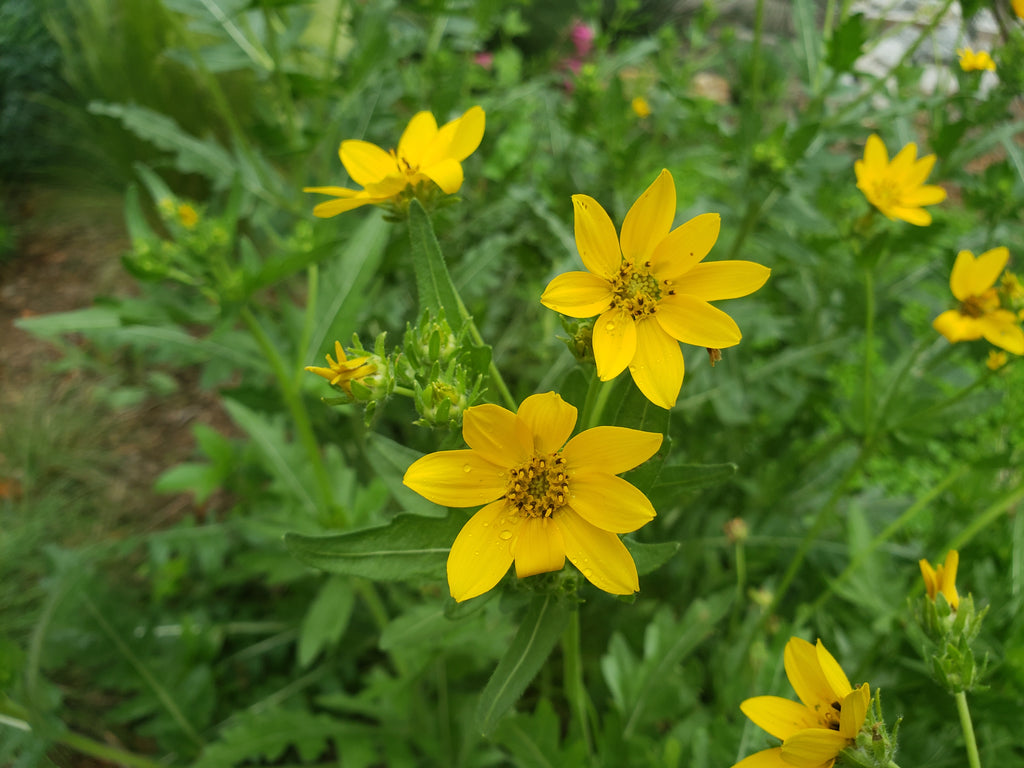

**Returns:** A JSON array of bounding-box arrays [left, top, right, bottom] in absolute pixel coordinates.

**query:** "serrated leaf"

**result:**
[[284, 513, 466, 581], [407, 199, 465, 332], [297, 576, 356, 667], [476, 594, 571, 736]]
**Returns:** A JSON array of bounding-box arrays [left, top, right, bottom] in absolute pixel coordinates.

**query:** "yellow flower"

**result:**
[[854, 134, 946, 226], [305, 340, 377, 397], [540, 169, 770, 409], [1014, 0, 1024, 19], [304, 106, 485, 217], [631, 96, 652, 118], [177, 203, 199, 229], [733, 637, 871, 768], [987, 350, 1008, 370], [919, 550, 959, 611], [957, 48, 996, 72], [403, 392, 662, 602], [933, 248, 1024, 355]]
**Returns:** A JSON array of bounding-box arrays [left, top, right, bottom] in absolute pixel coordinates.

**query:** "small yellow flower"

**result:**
[[305, 340, 376, 397], [1014, 0, 1024, 19], [177, 203, 199, 229], [304, 106, 485, 217], [1002, 271, 1024, 302], [957, 47, 996, 72], [987, 349, 1008, 370], [933, 248, 1024, 355], [403, 392, 662, 602], [733, 637, 871, 768], [854, 134, 947, 226], [540, 169, 770, 409], [631, 96, 652, 118], [919, 550, 959, 611]]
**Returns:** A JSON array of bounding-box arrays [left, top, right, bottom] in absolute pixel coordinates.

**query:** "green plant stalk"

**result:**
[[561, 610, 594, 759], [83, 594, 204, 749], [862, 266, 876, 438], [454, 290, 517, 412], [949, 480, 1024, 552], [581, 373, 617, 431], [241, 307, 342, 524], [0, 699, 172, 768], [749, 0, 766, 115], [260, 3, 300, 150], [295, 264, 319, 382], [725, 188, 780, 262], [955, 691, 982, 768]]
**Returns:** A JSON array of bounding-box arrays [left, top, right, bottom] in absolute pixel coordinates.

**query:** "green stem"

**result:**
[[955, 690, 982, 768], [581, 372, 617, 430], [561, 610, 594, 758], [862, 266, 876, 437], [749, 0, 766, 115], [296, 265, 319, 382], [241, 307, 342, 524], [456, 292, 517, 411]]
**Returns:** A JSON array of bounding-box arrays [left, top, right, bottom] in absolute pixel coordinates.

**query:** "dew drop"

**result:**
[[605, 321, 616, 331], [583, 568, 594, 579], [463, 464, 472, 473], [499, 530, 513, 541]]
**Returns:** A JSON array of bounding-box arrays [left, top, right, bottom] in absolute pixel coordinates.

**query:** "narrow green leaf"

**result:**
[[123, 184, 155, 243], [297, 576, 356, 667], [794, 0, 822, 91], [284, 513, 466, 581], [407, 199, 465, 331], [476, 594, 571, 736]]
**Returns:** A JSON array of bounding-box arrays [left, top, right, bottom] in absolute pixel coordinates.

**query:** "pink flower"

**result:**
[[570, 21, 595, 58], [474, 51, 494, 70]]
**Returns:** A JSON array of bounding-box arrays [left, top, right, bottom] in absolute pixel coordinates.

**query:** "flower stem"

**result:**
[[561, 610, 594, 758], [582, 373, 617, 430], [955, 690, 982, 768], [862, 266, 876, 438]]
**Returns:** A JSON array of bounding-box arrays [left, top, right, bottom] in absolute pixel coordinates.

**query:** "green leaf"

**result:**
[[407, 199, 465, 331], [297, 576, 356, 667], [123, 184, 155, 243], [88, 101, 236, 189], [653, 461, 737, 491], [365, 433, 445, 518], [154, 462, 222, 504], [284, 513, 466, 581], [476, 593, 571, 736], [826, 13, 866, 74], [624, 539, 679, 576]]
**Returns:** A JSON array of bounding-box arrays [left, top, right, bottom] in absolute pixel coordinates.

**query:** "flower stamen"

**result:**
[[506, 455, 569, 519], [610, 264, 662, 320]]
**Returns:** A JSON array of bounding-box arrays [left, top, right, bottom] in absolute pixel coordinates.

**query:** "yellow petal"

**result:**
[[517, 392, 578, 454], [677, 260, 771, 301], [815, 640, 853, 701], [303, 185, 361, 197], [784, 637, 835, 715], [566, 472, 655, 533], [730, 748, 790, 768], [462, 403, 533, 468], [656, 295, 742, 348], [620, 169, 676, 263], [839, 683, 870, 739], [422, 157, 464, 194], [555, 508, 638, 594], [630, 317, 684, 409], [740, 696, 820, 741], [648, 213, 721, 281], [957, 247, 1009, 297], [561, 426, 662, 475], [593, 308, 637, 381], [919, 558, 938, 599], [979, 312, 1024, 355], [933, 310, 983, 343], [541, 272, 613, 318], [573, 194, 623, 280], [447, 501, 514, 602], [862, 134, 888, 170], [941, 550, 960, 610], [403, 449, 506, 507], [890, 205, 932, 226], [890, 142, 918, 178], [781, 729, 848, 768], [339, 140, 397, 187], [310, 195, 377, 218], [512, 516, 566, 578], [905, 153, 937, 187], [900, 184, 947, 207], [427, 105, 485, 164], [397, 111, 439, 166]]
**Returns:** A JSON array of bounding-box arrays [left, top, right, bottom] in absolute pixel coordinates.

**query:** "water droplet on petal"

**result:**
[[583, 568, 594, 579], [605, 321, 616, 331], [463, 464, 472, 472], [499, 530, 513, 541]]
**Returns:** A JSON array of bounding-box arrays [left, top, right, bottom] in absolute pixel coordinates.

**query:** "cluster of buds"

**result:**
[[306, 333, 393, 424], [844, 691, 902, 768], [400, 309, 484, 428], [381, 179, 460, 222], [909, 550, 989, 694], [558, 316, 595, 365]]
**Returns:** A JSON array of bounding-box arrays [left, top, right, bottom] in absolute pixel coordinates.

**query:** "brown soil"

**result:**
[[0, 186, 231, 532]]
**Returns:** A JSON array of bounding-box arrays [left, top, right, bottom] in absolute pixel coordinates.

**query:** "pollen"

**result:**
[[505, 455, 570, 519], [610, 263, 662, 319]]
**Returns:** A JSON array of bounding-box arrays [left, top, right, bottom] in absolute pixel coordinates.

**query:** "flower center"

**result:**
[[610, 262, 663, 320], [959, 289, 999, 318], [870, 178, 901, 209], [823, 700, 842, 731], [505, 455, 569, 519], [390, 148, 420, 177]]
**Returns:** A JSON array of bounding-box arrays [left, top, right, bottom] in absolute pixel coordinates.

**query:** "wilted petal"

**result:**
[[556, 508, 638, 594], [573, 195, 623, 280], [447, 501, 514, 601], [630, 317, 684, 409], [541, 272, 613, 318], [512, 516, 566, 577], [517, 392, 578, 454], [562, 426, 662, 475], [621, 169, 676, 263], [462, 403, 533, 467], [567, 471, 655, 533], [656, 294, 742, 348], [593, 307, 637, 380], [740, 696, 820, 741], [403, 449, 506, 507]]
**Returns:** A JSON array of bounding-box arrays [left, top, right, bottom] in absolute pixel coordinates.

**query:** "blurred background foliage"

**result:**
[[1, 0, 1023, 766]]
